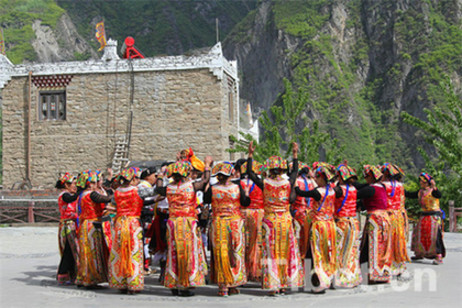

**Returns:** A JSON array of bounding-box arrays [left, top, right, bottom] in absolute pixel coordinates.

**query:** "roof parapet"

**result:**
[[0, 54, 14, 89], [1, 42, 237, 83]]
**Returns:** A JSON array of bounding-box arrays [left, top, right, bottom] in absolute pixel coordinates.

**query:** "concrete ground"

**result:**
[[0, 226, 461, 307]]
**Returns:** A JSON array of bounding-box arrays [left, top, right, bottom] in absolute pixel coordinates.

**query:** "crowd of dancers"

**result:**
[[55, 142, 446, 296]]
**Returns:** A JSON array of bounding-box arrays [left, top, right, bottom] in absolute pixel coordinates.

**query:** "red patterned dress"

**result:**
[[209, 183, 247, 289], [383, 180, 409, 275], [57, 191, 79, 284], [109, 186, 145, 291], [240, 178, 264, 281], [58, 192, 79, 256], [98, 188, 114, 253], [75, 191, 108, 286], [357, 183, 392, 283], [307, 185, 337, 291], [292, 175, 316, 258], [334, 184, 361, 288], [163, 180, 207, 289], [409, 188, 445, 259]]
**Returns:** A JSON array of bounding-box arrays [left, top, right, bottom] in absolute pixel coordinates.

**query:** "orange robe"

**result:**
[[261, 177, 304, 290], [109, 186, 144, 291], [210, 184, 247, 288]]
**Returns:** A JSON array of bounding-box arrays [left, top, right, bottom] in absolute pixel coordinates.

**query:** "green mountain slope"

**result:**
[[57, 0, 256, 56], [0, 0, 256, 63], [1, 0, 460, 173], [0, 0, 65, 63], [223, 0, 462, 170]]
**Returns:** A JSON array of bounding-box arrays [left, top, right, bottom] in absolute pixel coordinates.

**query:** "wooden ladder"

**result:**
[[112, 136, 129, 174]]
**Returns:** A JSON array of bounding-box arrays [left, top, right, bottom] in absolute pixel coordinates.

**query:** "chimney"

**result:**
[[101, 39, 120, 61]]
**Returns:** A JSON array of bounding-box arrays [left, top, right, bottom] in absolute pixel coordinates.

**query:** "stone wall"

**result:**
[[2, 68, 238, 188]]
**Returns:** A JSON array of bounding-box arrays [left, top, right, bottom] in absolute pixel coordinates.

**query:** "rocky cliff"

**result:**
[[31, 13, 97, 63], [223, 0, 462, 169], [2, 0, 460, 170], [1, 0, 256, 63]]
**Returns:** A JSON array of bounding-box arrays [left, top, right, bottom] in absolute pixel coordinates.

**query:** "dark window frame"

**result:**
[[38, 90, 66, 121]]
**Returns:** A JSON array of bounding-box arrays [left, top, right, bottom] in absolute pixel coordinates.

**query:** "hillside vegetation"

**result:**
[[224, 0, 462, 172], [1, 0, 461, 176], [57, 0, 256, 57], [0, 0, 65, 63]]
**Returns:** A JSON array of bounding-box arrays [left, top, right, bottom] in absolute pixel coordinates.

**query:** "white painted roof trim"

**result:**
[[0, 42, 238, 89]]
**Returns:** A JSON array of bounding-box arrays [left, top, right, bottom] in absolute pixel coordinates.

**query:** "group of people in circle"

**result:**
[[55, 142, 445, 296]]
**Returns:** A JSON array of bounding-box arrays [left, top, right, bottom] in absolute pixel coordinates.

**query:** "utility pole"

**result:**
[[216, 18, 219, 43]]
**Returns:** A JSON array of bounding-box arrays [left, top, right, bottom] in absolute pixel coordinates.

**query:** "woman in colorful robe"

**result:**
[[291, 162, 316, 260], [295, 165, 339, 293], [96, 170, 114, 255], [333, 164, 361, 288], [354, 165, 392, 283], [109, 168, 153, 293], [381, 163, 410, 275], [394, 165, 410, 256], [75, 170, 113, 288], [56, 172, 79, 285], [406, 172, 445, 264], [146, 163, 171, 282], [247, 141, 304, 296], [204, 162, 251, 296], [155, 158, 212, 296], [239, 160, 264, 282]]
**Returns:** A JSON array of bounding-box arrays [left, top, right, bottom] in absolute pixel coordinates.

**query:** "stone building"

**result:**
[[0, 40, 241, 189]]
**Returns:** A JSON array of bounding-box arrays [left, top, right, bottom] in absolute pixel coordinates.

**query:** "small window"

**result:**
[[39, 91, 66, 120]]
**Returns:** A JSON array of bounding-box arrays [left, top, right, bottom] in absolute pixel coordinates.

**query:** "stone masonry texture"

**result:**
[[2, 68, 238, 188]]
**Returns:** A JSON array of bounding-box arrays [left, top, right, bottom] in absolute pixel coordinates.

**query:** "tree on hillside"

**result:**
[[228, 78, 344, 164], [402, 77, 462, 175], [401, 76, 462, 209]]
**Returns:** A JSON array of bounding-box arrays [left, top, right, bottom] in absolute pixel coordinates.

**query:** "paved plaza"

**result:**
[[0, 226, 461, 307]]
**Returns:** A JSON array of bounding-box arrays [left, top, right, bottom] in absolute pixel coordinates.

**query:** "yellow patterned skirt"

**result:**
[[57, 219, 79, 283], [360, 210, 392, 282], [388, 210, 410, 275], [164, 216, 207, 289], [58, 219, 79, 259], [334, 216, 361, 288], [101, 216, 114, 252], [309, 218, 337, 290], [75, 219, 108, 286], [210, 215, 247, 288], [293, 208, 310, 259], [262, 211, 304, 290], [109, 216, 144, 291], [401, 209, 410, 241], [240, 208, 264, 282]]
